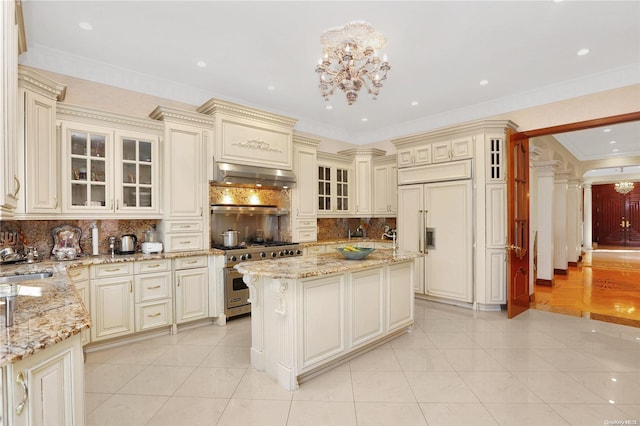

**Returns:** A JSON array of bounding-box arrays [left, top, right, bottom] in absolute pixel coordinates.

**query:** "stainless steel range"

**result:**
[[215, 241, 302, 318]]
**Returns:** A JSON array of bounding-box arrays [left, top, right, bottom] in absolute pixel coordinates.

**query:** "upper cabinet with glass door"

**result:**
[[58, 105, 162, 218], [317, 152, 352, 217]]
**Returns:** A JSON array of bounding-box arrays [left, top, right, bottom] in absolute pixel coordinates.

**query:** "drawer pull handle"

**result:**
[[70, 271, 81, 277], [147, 264, 161, 268], [147, 285, 161, 290], [180, 225, 190, 228], [187, 260, 198, 264], [106, 268, 122, 272], [16, 371, 28, 415], [180, 241, 192, 244], [147, 312, 162, 318]]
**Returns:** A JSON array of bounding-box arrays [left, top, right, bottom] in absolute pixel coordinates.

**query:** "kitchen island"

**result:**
[[235, 249, 421, 390]]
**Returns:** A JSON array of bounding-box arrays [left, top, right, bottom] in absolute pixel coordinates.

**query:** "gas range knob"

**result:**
[[271, 252, 277, 258], [240, 254, 247, 261], [279, 251, 285, 257], [246, 253, 252, 260], [229, 255, 237, 262], [296, 249, 302, 255], [260, 252, 266, 258]]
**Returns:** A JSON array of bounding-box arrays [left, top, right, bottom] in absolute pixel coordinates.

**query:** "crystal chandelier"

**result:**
[[315, 21, 391, 105], [614, 181, 635, 195]]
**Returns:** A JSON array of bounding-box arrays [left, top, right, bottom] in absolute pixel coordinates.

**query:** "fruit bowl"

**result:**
[[336, 247, 375, 260]]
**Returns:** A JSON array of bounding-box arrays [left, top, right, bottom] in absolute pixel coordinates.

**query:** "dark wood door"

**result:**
[[506, 129, 530, 318], [593, 183, 640, 248]]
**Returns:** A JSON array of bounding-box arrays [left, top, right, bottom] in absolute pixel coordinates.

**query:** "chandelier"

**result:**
[[614, 181, 635, 195], [315, 21, 391, 105]]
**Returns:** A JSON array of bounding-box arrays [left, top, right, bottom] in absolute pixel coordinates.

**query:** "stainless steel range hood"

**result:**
[[213, 162, 296, 188]]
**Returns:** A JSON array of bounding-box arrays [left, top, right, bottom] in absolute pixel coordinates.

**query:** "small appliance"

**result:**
[[141, 241, 163, 254], [119, 234, 137, 254]]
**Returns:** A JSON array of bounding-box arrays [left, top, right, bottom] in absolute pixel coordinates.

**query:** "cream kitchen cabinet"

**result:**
[[373, 155, 398, 216], [89, 263, 135, 342], [396, 144, 431, 169], [339, 148, 385, 217], [150, 107, 213, 252], [6, 334, 85, 426], [432, 137, 473, 163], [15, 67, 66, 217], [174, 256, 209, 323], [303, 244, 326, 256], [58, 105, 162, 218], [68, 266, 90, 345], [317, 153, 353, 217], [134, 259, 173, 332], [291, 136, 319, 242], [0, 0, 19, 219]]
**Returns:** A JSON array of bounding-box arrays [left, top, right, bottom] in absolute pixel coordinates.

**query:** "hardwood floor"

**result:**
[[532, 247, 640, 327]]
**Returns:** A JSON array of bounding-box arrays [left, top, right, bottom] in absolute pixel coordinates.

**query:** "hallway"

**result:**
[[532, 248, 640, 327]]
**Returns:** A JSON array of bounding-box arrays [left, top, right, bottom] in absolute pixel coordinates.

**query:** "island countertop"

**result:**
[[235, 249, 422, 279]]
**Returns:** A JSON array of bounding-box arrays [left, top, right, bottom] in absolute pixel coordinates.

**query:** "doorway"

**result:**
[[592, 183, 640, 248]]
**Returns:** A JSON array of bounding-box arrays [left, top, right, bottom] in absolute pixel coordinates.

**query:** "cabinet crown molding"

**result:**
[[196, 98, 297, 128], [58, 103, 164, 133], [149, 105, 215, 127], [18, 66, 67, 101], [391, 119, 519, 148], [293, 134, 321, 148], [338, 147, 386, 157]]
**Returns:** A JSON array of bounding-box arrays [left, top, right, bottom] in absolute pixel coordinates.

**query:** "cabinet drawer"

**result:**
[[67, 266, 89, 282], [165, 220, 202, 233], [135, 300, 173, 332], [165, 234, 204, 252], [296, 228, 317, 243], [174, 255, 208, 270], [296, 219, 316, 228], [134, 258, 171, 274], [304, 245, 326, 255], [90, 262, 133, 279], [135, 272, 172, 303]]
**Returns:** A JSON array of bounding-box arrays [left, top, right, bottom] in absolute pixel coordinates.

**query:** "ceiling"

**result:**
[[19, 1, 640, 159]]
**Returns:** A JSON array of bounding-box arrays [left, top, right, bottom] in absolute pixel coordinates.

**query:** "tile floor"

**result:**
[[84, 300, 640, 426]]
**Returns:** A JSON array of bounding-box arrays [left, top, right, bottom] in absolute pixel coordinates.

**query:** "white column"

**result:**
[[553, 171, 572, 273], [529, 147, 543, 293], [583, 183, 593, 251], [534, 161, 560, 283], [566, 178, 582, 264]]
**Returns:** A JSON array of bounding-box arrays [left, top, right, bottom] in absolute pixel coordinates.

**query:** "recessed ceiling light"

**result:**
[[267, 85, 276, 91], [603, 128, 612, 132], [196, 60, 207, 68], [577, 48, 590, 56], [609, 140, 617, 144], [326, 105, 333, 110], [612, 149, 619, 152], [79, 22, 93, 31], [609, 400, 615, 404], [361, 117, 368, 122], [479, 79, 489, 86], [411, 101, 419, 106], [611, 377, 617, 382]]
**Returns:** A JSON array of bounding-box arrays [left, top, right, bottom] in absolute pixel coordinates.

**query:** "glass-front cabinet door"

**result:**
[[116, 131, 157, 212], [65, 124, 112, 212]]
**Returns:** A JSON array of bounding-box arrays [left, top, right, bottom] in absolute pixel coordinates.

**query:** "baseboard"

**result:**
[[554, 268, 568, 275], [536, 278, 553, 286], [568, 261, 578, 267]]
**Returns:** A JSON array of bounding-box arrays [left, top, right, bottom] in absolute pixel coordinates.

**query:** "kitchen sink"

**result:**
[[0, 270, 53, 284]]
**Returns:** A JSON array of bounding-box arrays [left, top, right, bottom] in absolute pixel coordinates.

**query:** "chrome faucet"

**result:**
[[381, 232, 397, 251]]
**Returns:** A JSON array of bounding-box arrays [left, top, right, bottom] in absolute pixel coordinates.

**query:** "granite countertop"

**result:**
[[235, 249, 422, 279], [301, 238, 396, 247], [0, 248, 225, 367]]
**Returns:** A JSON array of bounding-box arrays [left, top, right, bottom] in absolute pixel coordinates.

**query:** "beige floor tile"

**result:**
[[174, 367, 246, 398], [199, 345, 251, 368], [440, 349, 506, 372], [458, 371, 543, 403], [348, 347, 401, 371], [293, 369, 354, 402], [151, 343, 213, 367], [393, 348, 454, 372], [419, 402, 498, 426], [178, 325, 229, 346], [217, 329, 252, 347], [515, 372, 603, 404], [85, 394, 168, 426], [549, 403, 629, 426], [232, 368, 294, 400], [404, 371, 478, 403], [146, 395, 228, 426], [355, 402, 427, 426], [567, 371, 640, 403], [484, 403, 569, 426], [388, 328, 436, 350], [117, 365, 194, 396], [288, 400, 357, 426], [424, 332, 479, 349], [615, 404, 640, 420], [84, 392, 112, 415], [351, 371, 415, 403], [215, 398, 291, 426], [84, 363, 146, 393], [484, 348, 558, 372], [100, 342, 169, 365], [532, 348, 611, 371], [84, 345, 127, 364]]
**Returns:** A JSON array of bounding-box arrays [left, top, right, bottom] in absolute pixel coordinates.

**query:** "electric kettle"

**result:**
[[119, 234, 137, 254]]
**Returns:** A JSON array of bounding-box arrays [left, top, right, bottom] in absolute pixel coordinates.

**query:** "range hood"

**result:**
[[213, 162, 296, 188], [210, 204, 288, 215]]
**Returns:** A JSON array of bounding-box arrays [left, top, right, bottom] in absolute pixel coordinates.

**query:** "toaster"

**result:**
[[141, 242, 163, 254]]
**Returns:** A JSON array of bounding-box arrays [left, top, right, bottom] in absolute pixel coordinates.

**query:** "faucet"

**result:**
[[381, 232, 397, 251]]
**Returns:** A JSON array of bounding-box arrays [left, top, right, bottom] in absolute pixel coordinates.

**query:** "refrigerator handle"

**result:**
[[418, 209, 423, 253], [424, 210, 429, 254]]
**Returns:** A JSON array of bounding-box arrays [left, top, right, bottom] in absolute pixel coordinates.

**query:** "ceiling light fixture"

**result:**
[[78, 22, 93, 31], [411, 101, 419, 106], [577, 48, 590, 56], [196, 60, 207, 68], [615, 168, 635, 195], [479, 79, 489, 85], [315, 21, 391, 105]]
